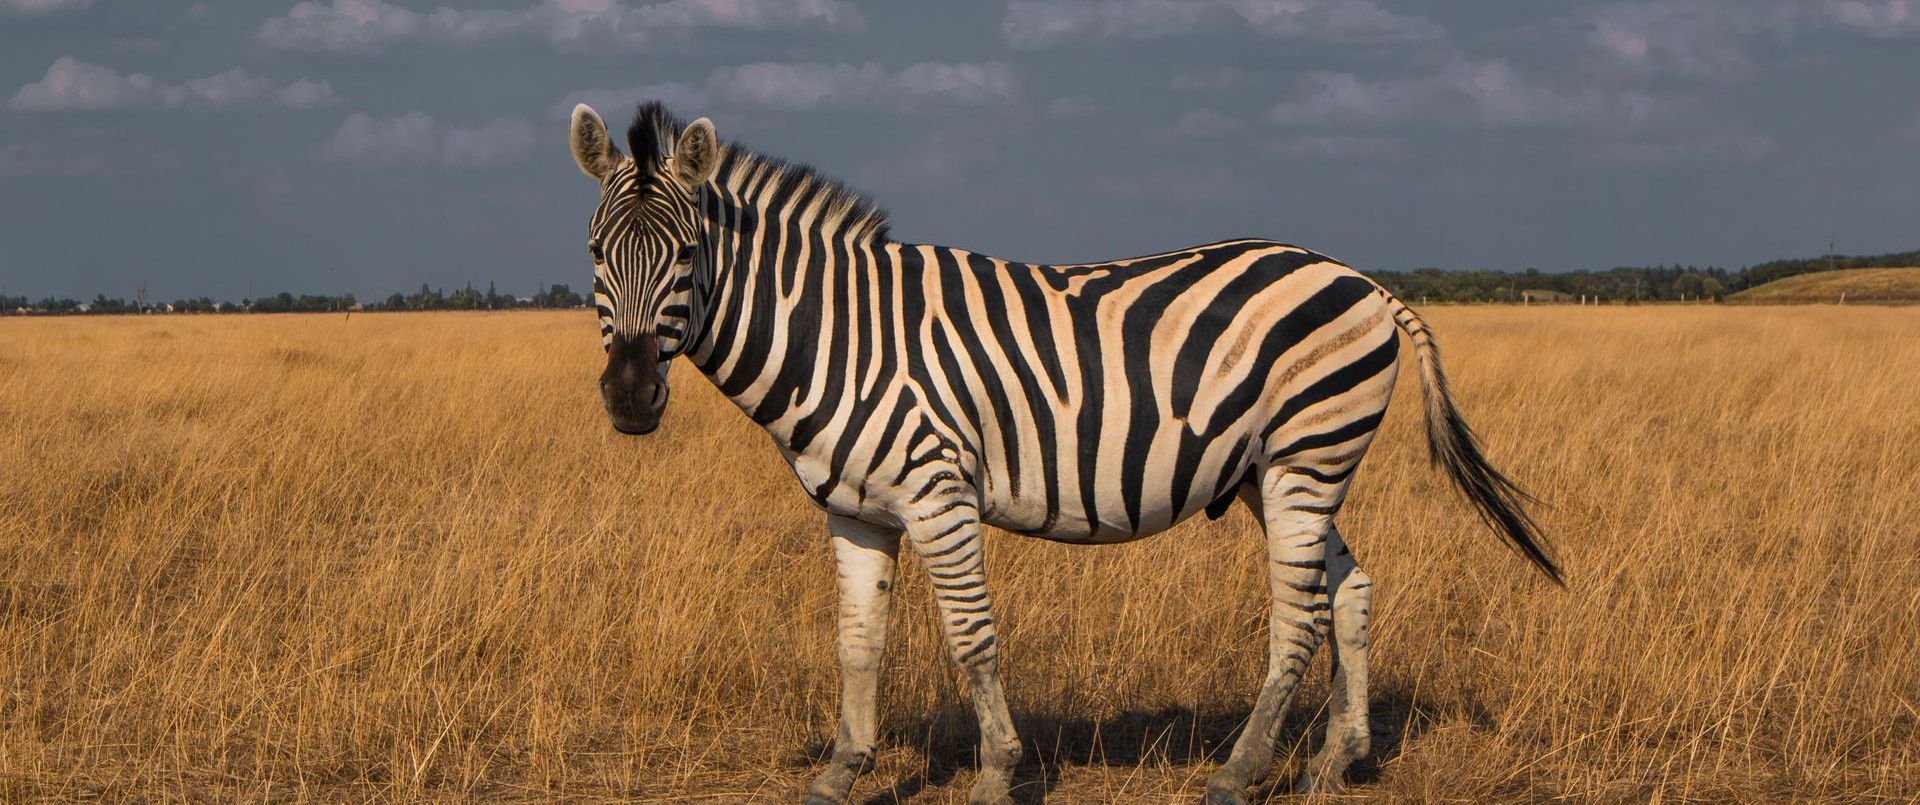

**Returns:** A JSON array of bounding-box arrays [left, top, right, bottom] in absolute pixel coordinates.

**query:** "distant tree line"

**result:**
[[1367, 265, 1737, 303], [1366, 249, 1920, 303], [2, 282, 587, 315], [7, 247, 1917, 315], [377, 282, 586, 311]]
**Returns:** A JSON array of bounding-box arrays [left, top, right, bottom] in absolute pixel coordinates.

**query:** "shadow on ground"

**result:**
[[789, 683, 1493, 803]]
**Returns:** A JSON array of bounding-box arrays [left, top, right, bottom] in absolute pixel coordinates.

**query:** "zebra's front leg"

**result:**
[[1205, 471, 1336, 805], [804, 515, 903, 805], [1295, 526, 1373, 794], [907, 500, 1020, 805]]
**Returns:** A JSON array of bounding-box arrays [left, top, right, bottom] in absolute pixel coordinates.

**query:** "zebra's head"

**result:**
[[568, 102, 722, 436]]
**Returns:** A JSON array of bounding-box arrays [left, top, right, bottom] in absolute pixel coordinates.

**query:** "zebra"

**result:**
[[567, 102, 1563, 804]]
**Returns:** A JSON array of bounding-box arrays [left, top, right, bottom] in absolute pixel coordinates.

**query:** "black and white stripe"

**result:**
[[568, 103, 1562, 804]]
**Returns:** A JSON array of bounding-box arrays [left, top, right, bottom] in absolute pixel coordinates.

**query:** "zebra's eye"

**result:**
[[674, 244, 694, 265], [588, 242, 604, 262]]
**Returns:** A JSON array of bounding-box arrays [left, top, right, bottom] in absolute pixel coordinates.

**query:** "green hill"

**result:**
[[1731, 268, 1920, 303]]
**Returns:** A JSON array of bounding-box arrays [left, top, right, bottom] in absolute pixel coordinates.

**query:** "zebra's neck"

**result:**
[[684, 149, 894, 448]]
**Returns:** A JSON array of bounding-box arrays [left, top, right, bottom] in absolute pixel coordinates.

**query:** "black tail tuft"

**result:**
[[1428, 385, 1565, 586], [1390, 293, 1566, 587]]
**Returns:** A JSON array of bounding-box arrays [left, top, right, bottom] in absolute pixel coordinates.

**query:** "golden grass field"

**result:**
[[2, 306, 1917, 803]]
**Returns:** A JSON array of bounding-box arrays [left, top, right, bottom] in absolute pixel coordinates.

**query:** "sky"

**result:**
[[2, 0, 1918, 301]]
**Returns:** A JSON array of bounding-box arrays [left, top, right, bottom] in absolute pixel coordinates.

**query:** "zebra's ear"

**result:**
[[570, 103, 623, 181], [670, 117, 720, 192]]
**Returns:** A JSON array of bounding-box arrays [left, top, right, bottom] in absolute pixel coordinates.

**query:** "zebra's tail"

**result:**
[[1379, 288, 1566, 586]]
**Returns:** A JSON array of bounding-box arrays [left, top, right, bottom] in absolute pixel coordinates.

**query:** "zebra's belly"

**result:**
[[985, 509, 1202, 544], [982, 486, 1226, 544], [977, 434, 1249, 544]]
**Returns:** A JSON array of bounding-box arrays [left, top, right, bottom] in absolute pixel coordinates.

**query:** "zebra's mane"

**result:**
[[627, 102, 892, 244]]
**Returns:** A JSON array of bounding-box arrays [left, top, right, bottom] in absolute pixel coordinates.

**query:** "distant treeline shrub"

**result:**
[[4, 282, 587, 315], [1366, 249, 1920, 303], [8, 248, 1917, 314]]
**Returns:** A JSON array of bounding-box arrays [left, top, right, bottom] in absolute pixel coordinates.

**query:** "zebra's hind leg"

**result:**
[[1204, 469, 1337, 805], [1295, 526, 1373, 794], [804, 515, 903, 805]]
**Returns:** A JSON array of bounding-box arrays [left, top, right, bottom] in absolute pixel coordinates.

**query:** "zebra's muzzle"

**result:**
[[600, 331, 669, 436]]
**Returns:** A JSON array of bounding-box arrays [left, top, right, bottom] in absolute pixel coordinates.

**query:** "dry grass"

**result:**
[[2, 307, 1917, 803], [1731, 268, 1920, 303]]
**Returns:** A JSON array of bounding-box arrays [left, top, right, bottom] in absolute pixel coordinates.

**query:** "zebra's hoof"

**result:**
[[802, 772, 854, 804], [1294, 751, 1354, 795], [1202, 785, 1249, 805], [967, 767, 1015, 805], [1293, 772, 1347, 795]]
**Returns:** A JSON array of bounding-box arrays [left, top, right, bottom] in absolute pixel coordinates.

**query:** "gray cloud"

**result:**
[[1264, 134, 1407, 160], [321, 111, 437, 165], [259, 0, 864, 53], [1, 0, 90, 13], [1269, 59, 1664, 130], [1578, 1, 1797, 81], [1590, 129, 1776, 165], [852, 125, 1002, 192], [1827, 0, 1920, 34], [1088, 160, 1261, 208], [1171, 66, 1239, 92], [1002, 0, 1442, 49], [320, 112, 537, 168], [8, 57, 339, 111], [441, 117, 539, 166], [1264, 51, 1782, 167], [0, 140, 111, 177], [1045, 95, 1102, 119], [1578, 1, 1920, 82], [1171, 107, 1244, 138], [557, 61, 1018, 117]]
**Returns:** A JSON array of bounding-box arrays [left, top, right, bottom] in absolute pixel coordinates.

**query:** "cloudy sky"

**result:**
[[3, 0, 1918, 300]]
